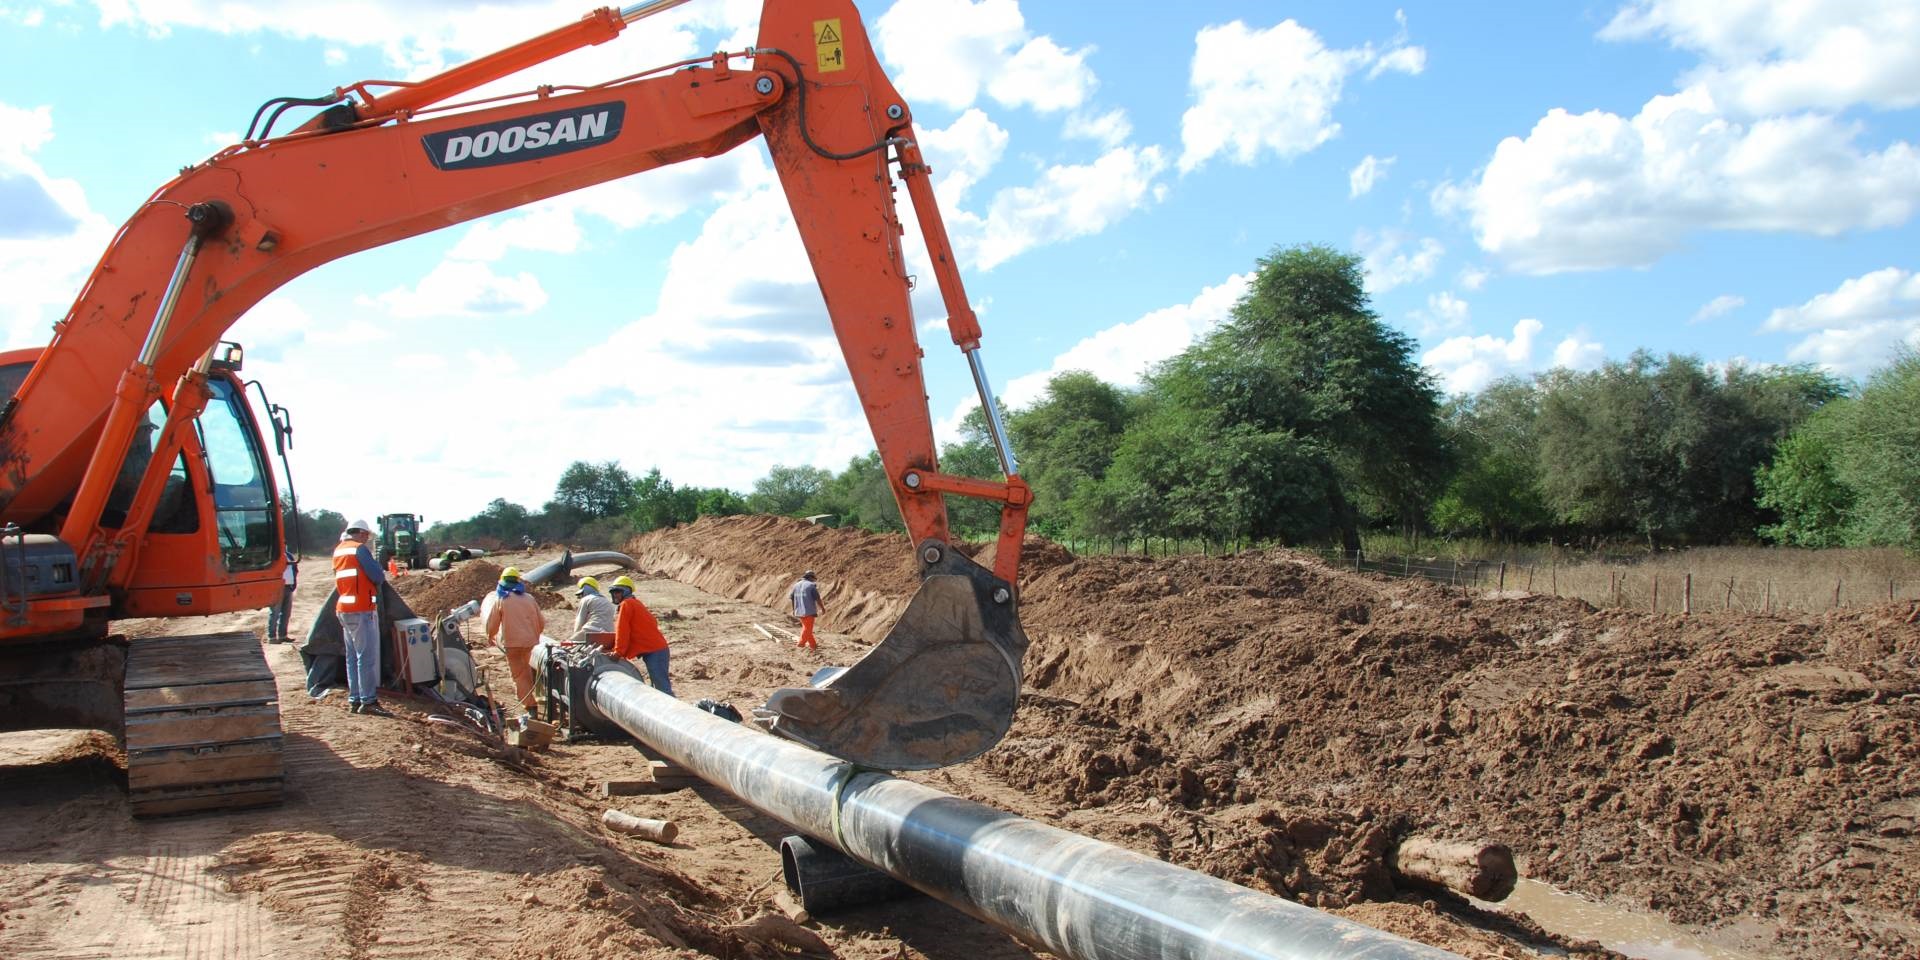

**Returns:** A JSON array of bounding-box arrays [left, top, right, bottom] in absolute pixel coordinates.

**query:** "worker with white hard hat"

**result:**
[[567, 575, 617, 650], [332, 518, 389, 716]]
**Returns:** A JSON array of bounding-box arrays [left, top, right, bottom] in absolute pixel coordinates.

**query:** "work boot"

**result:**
[[349, 702, 363, 715], [360, 702, 392, 718]]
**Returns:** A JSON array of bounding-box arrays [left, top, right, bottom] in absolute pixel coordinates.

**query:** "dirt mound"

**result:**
[[973, 534, 1078, 578], [395, 561, 504, 618], [631, 515, 1920, 958]]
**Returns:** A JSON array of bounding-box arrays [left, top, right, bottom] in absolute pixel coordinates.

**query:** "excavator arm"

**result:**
[[0, 0, 1028, 769]]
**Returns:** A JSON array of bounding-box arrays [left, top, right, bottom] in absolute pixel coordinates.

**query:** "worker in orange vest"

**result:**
[[484, 567, 543, 717], [608, 575, 672, 697], [332, 519, 389, 716]]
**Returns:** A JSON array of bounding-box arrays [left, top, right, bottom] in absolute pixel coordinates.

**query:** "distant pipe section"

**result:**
[[587, 671, 1464, 960], [522, 550, 635, 587]]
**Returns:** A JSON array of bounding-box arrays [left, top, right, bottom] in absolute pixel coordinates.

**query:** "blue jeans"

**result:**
[[338, 610, 381, 705], [638, 649, 673, 698], [266, 585, 295, 640]]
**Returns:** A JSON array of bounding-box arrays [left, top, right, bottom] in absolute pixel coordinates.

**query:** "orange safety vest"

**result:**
[[333, 541, 378, 613]]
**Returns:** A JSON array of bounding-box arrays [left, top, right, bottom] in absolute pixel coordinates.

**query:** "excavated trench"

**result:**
[[629, 514, 1920, 960]]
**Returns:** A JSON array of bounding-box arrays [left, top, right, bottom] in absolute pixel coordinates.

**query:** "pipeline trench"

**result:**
[[2, 515, 1912, 958]]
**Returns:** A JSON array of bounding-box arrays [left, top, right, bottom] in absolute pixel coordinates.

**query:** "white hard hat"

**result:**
[[346, 518, 374, 534]]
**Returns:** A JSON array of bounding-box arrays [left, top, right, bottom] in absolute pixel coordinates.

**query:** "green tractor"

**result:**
[[376, 513, 428, 571]]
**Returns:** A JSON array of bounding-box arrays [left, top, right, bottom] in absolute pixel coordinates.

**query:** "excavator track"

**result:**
[[122, 630, 284, 817]]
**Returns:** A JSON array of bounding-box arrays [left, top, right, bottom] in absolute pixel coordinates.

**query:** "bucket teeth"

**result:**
[[762, 541, 1027, 770]]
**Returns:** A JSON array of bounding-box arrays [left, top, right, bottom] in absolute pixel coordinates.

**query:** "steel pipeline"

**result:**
[[588, 671, 1464, 960]]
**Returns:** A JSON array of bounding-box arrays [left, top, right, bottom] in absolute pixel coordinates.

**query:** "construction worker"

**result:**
[[608, 575, 672, 697], [266, 548, 297, 643], [484, 567, 542, 717], [568, 576, 616, 650], [789, 570, 823, 650], [333, 519, 389, 716]]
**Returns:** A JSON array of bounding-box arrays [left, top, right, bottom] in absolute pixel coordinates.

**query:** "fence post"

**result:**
[[1652, 574, 1660, 613], [1354, 549, 1362, 573], [1609, 570, 1618, 606], [1764, 579, 1772, 613], [1725, 578, 1734, 610], [1526, 565, 1535, 591], [1404, 556, 1410, 577], [1833, 578, 1842, 608], [1498, 562, 1507, 591], [1891, 579, 1898, 602], [1551, 563, 1558, 596], [1683, 573, 1692, 616], [1451, 560, 1458, 587]]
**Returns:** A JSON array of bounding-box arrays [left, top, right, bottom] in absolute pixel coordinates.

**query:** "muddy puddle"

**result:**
[[1478, 880, 1780, 960]]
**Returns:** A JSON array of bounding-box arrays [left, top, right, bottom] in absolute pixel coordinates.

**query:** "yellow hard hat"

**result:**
[[611, 575, 637, 591], [500, 567, 522, 581], [575, 576, 601, 595]]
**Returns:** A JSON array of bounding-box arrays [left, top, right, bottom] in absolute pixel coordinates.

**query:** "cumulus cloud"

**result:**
[[366, 259, 548, 318], [1349, 154, 1394, 198], [874, 0, 1095, 114], [1356, 228, 1443, 293], [1433, 86, 1920, 274], [1063, 108, 1133, 149], [1689, 293, 1745, 324], [1764, 267, 1920, 376], [966, 146, 1168, 270], [1457, 266, 1490, 291], [1422, 319, 1604, 394], [0, 101, 114, 349], [1602, 0, 1920, 115], [1001, 274, 1252, 410], [1409, 291, 1470, 337], [1179, 16, 1425, 173]]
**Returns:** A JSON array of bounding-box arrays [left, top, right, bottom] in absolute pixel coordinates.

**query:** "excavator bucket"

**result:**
[[761, 541, 1028, 770]]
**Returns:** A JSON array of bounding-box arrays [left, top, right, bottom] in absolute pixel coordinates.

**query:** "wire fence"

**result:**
[[1039, 536, 1918, 615], [1312, 548, 1920, 615]]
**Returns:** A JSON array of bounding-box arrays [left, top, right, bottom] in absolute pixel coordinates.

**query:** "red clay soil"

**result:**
[[394, 561, 503, 618], [631, 515, 1920, 958]]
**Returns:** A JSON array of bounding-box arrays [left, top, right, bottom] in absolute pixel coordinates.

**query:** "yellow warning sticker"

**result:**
[[815, 18, 845, 73]]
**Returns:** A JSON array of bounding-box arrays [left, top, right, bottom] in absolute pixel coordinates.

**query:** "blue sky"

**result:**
[[3, 0, 1917, 523]]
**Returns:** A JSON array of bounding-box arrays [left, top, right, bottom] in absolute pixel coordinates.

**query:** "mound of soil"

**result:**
[[395, 561, 503, 618], [631, 515, 1920, 958]]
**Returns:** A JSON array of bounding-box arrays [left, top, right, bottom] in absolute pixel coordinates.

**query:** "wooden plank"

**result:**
[[125, 679, 278, 712], [126, 710, 283, 750]]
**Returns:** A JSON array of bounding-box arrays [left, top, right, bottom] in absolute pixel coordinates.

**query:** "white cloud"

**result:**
[[1690, 293, 1745, 324], [1001, 274, 1252, 410], [1763, 267, 1920, 376], [1356, 228, 1443, 293], [1422, 319, 1604, 394], [1434, 86, 1920, 274], [917, 108, 1010, 212], [1602, 0, 1920, 115], [0, 101, 115, 349], [1551, 333, 1605, 371], [1349, 154, 1394, 197], [366, 259, 548, 318], [874, 0, 1095, 114], [1064, 108, 1133, 149], [1410, 290, 1469, 336], [966, 145, 1169, 271], [1457, 266, 1490, 291], [1423, 319, 1542, 394], [1178, 17, 1425, 172]]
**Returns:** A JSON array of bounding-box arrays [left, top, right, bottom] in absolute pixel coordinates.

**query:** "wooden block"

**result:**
[[600, 780, 652, 797], [649, 759, 701, 788]]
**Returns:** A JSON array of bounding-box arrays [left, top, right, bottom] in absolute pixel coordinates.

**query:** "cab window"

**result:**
[[196, 377, 277, 571]]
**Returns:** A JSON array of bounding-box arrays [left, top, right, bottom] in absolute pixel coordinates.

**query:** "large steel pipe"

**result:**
[[589, 671, 1462, 960]]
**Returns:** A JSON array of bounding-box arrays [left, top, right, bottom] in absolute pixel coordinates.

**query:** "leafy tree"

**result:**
[[1008, 371, 1135, 538], [1755, 407, 1853, 547], [1429, 378, 1553, 539], [694, 487, 748, 517], [940, 404, 1011, 537], [746, 464, 834, 516], [807, 452, 902, 532], [1833, 352, 1920, 547], [552, 460, 636, 519]]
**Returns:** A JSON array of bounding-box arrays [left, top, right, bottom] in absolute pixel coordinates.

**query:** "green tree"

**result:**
[[1755, 406, 1853, 547], [1429, 378, 1554, 539], [940, 403, 1011, 537], [807, 452, 902, 532], [628, 467, 699, 531], [552, 460, 636, 519], [1008, 371, 1135, 538], [693, 487, 748, 517], [746, 464, 834, 516], [1833, 352, 1920, 547]]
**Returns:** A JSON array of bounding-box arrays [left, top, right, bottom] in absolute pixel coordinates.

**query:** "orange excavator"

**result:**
[[0, 0, 1032, 816]]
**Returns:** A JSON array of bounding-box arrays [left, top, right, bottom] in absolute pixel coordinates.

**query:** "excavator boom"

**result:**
[[0, 0, 1029, 771]]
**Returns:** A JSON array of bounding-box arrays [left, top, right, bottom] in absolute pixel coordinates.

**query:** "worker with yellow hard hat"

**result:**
[[484, 566, 542, 716], [566, 575, 616, 650], [608, 574, 674, 697]]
